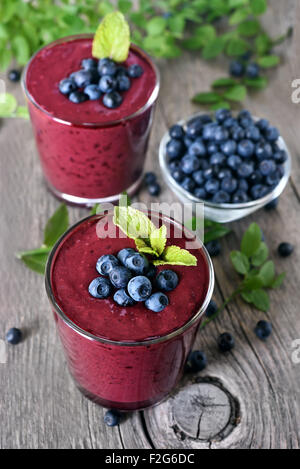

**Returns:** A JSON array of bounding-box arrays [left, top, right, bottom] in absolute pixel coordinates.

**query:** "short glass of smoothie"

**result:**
[[22, 35, 160, 206], [45, 210, 214, 411]]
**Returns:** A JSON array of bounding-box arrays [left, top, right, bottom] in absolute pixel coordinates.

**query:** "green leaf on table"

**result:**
[[0, 93, 17, 117], [244, 77, 268, 89], [229, 8, 249, 25], [17, 251, 50, 275], [251, 242, 269, 266], [15, 106, 30, 119], [117, 0, 132, 14], [242, 275, 264, 291], [212, 78, 237, 88], [255, 34, 272, 55], [257, 55, 280, 68], [226, 38, 249, 56], [241, 222, 262, 257], [0, 48, 12, 71], [228, 0, 249, 8], [238, 19, 260, 37], [146, 17, 167, 36], [259, 260, 275, 287], [241, 291, 253, 303], [224, 85, 247, 102], [204, 224, 231, 243], [153, 245, 197, 266], [248, 289, 270, 312], [271, 272, 286, 289], [202, 37, 225, 60], [250, 0, 267, 16], [11, 35, 30, 65], [43, 204, 69, 248], [210, 101, 231, 110], [230, 250, 250, 275], [192, 92, 221, 104], [92, 11, 130, 62]]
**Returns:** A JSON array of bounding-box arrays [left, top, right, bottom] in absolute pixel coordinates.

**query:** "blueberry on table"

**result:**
[[88, 277, 112, 299], [99, 75, 117, 93], [128, 276, 152, 302], [181, 155, 201, 175], [254, 321, 272, 341], [98, 59, 117, 76], [145, 292, 169, 312], [6, 328, 22, 345], [84, 84, 102, 101], [229, 60, 245, 78], [104, 409, 122, 427], [205, 240, 221, 257], [166, 139, 184, 159], [59, 78, 77, 95], [265, 197, 279, 210], [125, 253, 149, 275], [218, 332, 235, 352], [81, 58, 98, 70], [68, 91, 88, 104], [113, 289, 136, 307], [278, 242, 294, 257], [109, 266, 132, 289], [156, 270, 179, 292], [117, 248, 136, 266], [246, 63, 260, 78], [148, 182, 161, 196], [212, 191, 231, 204], [117, 74, 131, 91], [128, 64, 144, 78], [206, 300, 218, 318], [103, 91, 123, 109], [144, 172, 157, 185], [169, 124, 185, 140], [96, 254, 119, 276], [8, 69, 21, 82], [186, 350, 207, 372]]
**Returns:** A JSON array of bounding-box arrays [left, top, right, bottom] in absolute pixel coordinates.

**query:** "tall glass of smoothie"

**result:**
[[22, 35, 159, 206], [45, 209, 214, 411]]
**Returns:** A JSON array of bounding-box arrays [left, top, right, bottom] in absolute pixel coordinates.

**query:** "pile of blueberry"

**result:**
[[166, 108, 287, 204], [88, 248, 179, 312], [59, 58, 143, 109]]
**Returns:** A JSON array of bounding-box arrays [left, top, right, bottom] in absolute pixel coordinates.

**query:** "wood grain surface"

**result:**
[[0, 0, 299, 449]]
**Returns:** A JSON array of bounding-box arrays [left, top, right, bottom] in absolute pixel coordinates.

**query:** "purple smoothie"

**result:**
[[46, 211, 214, 410], [23, 36, 159, 205]]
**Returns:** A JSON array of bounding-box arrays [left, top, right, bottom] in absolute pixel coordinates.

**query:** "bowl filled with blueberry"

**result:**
[[159, 109, 291, 223]]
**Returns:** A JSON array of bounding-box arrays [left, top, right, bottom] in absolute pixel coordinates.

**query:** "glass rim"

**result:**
[[45, 210, 215, 347], [21, 34, 160, 128]]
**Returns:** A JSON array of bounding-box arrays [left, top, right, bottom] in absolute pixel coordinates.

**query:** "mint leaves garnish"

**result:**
[[92, 11, 130, 63], [113, 206, 197, 267], [0, 93, 29, 119]]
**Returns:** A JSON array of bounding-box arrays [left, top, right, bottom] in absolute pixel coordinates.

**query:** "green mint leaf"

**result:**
[[250, 0, 267, 16], [242, 275, 264, 291], [248, 289, 270, 312], [271, 272, 286, 289], [258, 260, 275, 287], [255, 34, 272, 55], [230, 250, 250, 275], [251, 242, 269, 266], [153, 245, 197, 267], [244, 77, 268, 89], [118, 0, 132, 14], [226, 38, 249, 56], [257, 55, 280, 68], [228, 0, 250, 8], [241, 222, 262, 258], [146, 17, 167, 36], [0, 93, 17, 117], [135, 238, 159, 257], [202, 37, 225, 60], [0, 48, 12, 71], [229, 8, 250, 25], [120, 191, 131, 207], [43, 204, 69, 248], [192, 92, 221, 104], [212, 77, 237, 88], [150, 225, 167, 256], [11, 35, 30, 65], [210, 101, 231, 110], [204, 225, 231, 243], [92, 11, 130, 63], [18, 251, 50, 275], [241, 291, 253, 303], [223, 85, 247, 102], [237, 19, 260, 37], [113, 206, 156, 240]]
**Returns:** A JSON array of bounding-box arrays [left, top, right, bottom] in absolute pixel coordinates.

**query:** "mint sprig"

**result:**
[[201, 222, 285, 329], [92, 11, 130, 62], [0, 93, 29, 119], [113, 206, 197, 267]]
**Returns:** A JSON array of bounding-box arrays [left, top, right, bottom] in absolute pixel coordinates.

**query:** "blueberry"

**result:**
[[59, 78, 77, 95], [238, 178, 249, 192], [229, 60, 245, 77], [6, 328, 22, 345], [203, 123, 218, 141], [278, 242, 294, 257], [245, 126, 261, 141], [221, 140, 237, 156], [265, 197, 279, 210], [156, 270, 179, 292], [206, 300, 218, 318], [232, 190, 249, 203], [231, 126, 245, 141], [166, 139, 184, 159], [88, 277, 112, 299], [8, 69, 21, 82], [145, 292, 169, 312], [181, 177, 196, 193], [266, 170, 281, 186], [237, 140, 255, 158], [246, 63, 260, 78], [248, 170, 263, 186], [238, 110, 252, 120], [113, 289, 136, 307], [205, 179, 220, 195], [117, 248, 136, 266], [223, 117, 238, 129], [273, 150, 287, 164], [199, 114, 213, 125], [265, 126, 279, 142], [203, 168, 214, 180], [254, 321, 272, 340], [237, 162, 254, 178], [144, 171, 157, 185], [250, 184, 269, 200], [169, 124, 185, 140], [256, 119, 269, 130], [212, 190, 231, 204], [198, 159, 210, 170], [239, 117, 254, 129], [117, 74, 131, 91], [69, 91, 88, 103], [218, 169, 232, 180], [145, 263, 157, 281], [84, 84, 102, 100], [128, 64, 144, 78], [255, 142, 273, 160], [82, 58, 98, 70], [168, 160, 180, 171], [103, 91, 123, 108], [218, 332, 235, 352], [186, 350, 207, 372], [227, 154, 242, 170], [188, 140, 206, 157], [96, 254, 119, 276], [215, 108, 231, 123], [109, 266, 132, 288], [186, 117, 203, 138], [210, 152, 226, 166], [127, 276, 152, 302], [184, 136, 194, 147], [99, 75, 117, 93], [104, 409, 122, 427], [194, 187, 207, 199], [125, 253, 149, 275], [98, 59, 117, 76], [221, 177, 238, 194], [207, 142, 219, 155], [73, 70, 95, 87], [259, 159, 276, 176], [148, 182, 161, 196], [172, 169, 184, 183], [181, 155, 200, 174], [214, 127, 229, 143], [205, 240, 221, 257]]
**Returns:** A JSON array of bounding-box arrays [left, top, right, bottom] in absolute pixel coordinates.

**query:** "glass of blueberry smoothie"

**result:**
[[45, 208, 214, 411], [22, 15, 159, 206]]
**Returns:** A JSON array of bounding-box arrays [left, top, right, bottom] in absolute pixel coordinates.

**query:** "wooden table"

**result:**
[[1, 0, 299, 449]]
